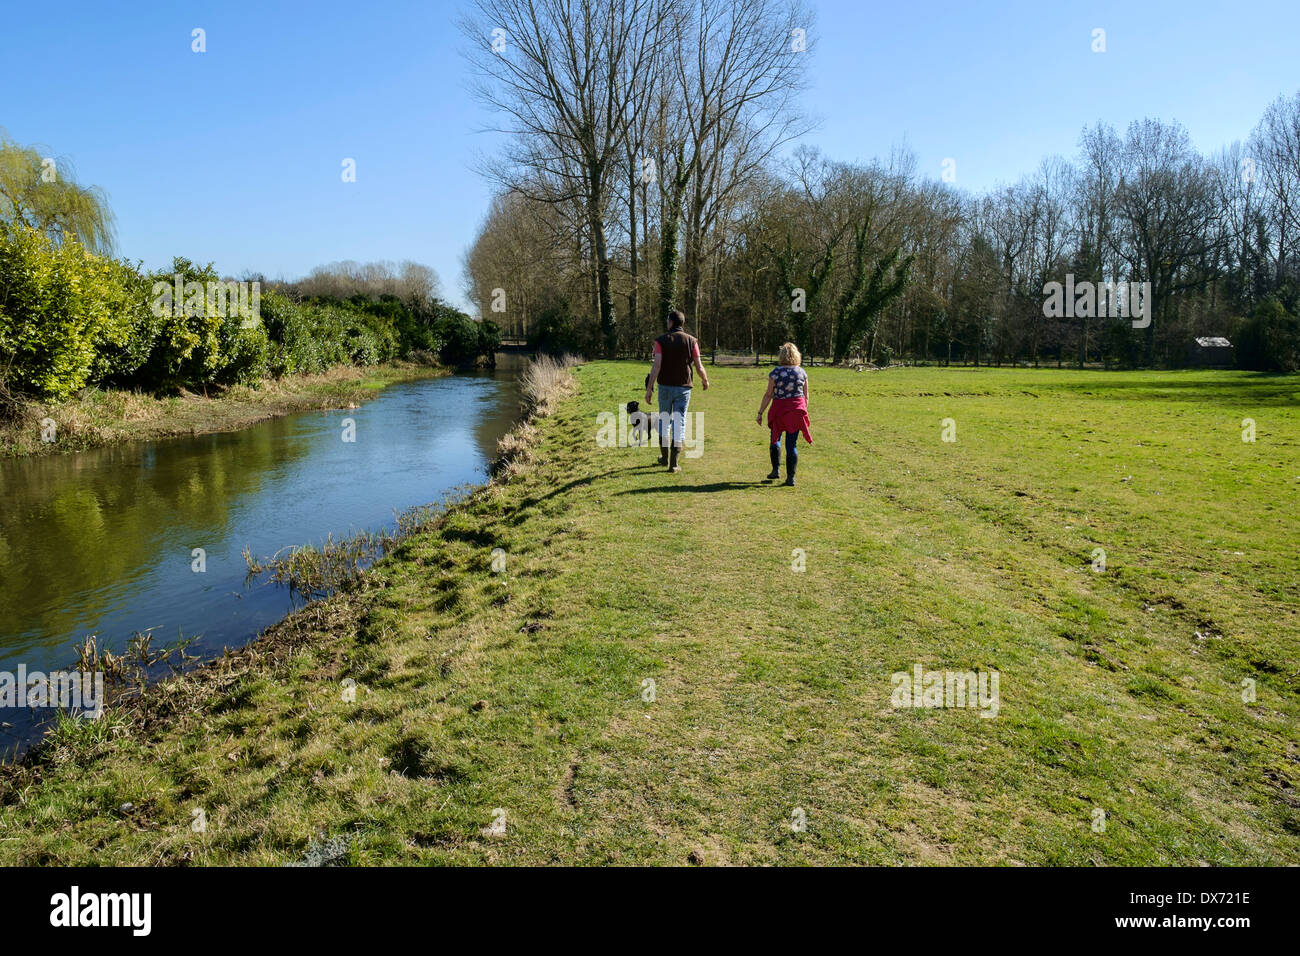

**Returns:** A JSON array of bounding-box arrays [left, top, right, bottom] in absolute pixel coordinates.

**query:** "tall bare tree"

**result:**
[[1250, 91, 1300, 284], [1110, 119, 1224, 363], [462, 0, 670, 356], [670, 0, 813, 337]]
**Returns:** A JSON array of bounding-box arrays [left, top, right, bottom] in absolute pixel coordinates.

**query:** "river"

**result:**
[[0, 357, 525, 753]]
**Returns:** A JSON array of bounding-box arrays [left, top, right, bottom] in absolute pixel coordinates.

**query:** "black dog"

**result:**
[[626, 399, 652, 446]]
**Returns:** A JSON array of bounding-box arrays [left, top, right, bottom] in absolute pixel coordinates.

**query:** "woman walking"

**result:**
[[756, 342, 812, 486]]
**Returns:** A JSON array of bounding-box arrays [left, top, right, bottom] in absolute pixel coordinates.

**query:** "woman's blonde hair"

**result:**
[[778, 342, 802, 366]]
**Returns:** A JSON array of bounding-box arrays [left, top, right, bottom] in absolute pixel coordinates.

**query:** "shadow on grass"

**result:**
[[1047, 373, 1300, 406], [615, 480, 763, 495], [514, 469, 623, 509]]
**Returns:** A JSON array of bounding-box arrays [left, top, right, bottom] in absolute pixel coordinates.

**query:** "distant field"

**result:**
[[4, 363, 1297, 864]]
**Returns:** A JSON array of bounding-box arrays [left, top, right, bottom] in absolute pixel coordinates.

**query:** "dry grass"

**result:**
[[0, 362, 444, 459], [241, 502, 458, 598], [519, 353, 580, 415], [491, 421, 539, 480], [493, 354, 579, 479]]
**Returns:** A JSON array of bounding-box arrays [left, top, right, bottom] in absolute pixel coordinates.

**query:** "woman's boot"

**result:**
[[767, 443, 781, 480]]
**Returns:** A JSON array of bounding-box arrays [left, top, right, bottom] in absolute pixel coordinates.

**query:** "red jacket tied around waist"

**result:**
[[768, 395, 812, 444]]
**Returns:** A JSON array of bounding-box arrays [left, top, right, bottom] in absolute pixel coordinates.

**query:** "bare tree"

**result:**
[[671, 0, 814, 338], [462, 0, 670, 356], [1110, 119, 1224, 363], [463, 188, 579, 338], [1250, 91, 1300, 284], [291, 259, 443, 305]]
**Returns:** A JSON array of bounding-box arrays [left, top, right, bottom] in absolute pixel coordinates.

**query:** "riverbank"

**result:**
[[1, 364, 1296, 865], [0, 361, 446, 459]]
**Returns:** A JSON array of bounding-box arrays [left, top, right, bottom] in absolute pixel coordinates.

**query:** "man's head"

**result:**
[[666, 310, 686, 331]]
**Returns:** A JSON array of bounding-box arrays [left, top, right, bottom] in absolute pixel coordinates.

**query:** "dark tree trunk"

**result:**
[[588, 195, 617, 358], [627, 160, 639, 337]]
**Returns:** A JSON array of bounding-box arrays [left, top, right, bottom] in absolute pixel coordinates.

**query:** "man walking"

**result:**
[[644, 310, 709, 472]]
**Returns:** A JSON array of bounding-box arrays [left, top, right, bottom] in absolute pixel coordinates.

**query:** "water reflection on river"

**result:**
[[0, 359, 524, 698]]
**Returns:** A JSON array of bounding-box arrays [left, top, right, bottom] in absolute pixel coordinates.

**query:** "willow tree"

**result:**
[[0, 132, 115, 254]]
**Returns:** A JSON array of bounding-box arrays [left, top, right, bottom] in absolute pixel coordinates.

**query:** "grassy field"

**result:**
[[0, 361, 443, 459], [2, 361, 1297, 865]]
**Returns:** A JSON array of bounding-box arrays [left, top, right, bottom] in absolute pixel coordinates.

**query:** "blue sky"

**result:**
[[2, 0, 1296, 311]]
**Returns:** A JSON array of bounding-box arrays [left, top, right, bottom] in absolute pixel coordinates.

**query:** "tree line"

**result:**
[[460, 1, 1300, 371], [0, 135, 499, 405]]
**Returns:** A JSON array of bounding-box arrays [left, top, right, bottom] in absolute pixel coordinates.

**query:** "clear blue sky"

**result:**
[[2, 0, 1296, 311]]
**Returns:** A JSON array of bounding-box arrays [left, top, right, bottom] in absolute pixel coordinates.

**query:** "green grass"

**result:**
[[2, 362, 1297, 865]]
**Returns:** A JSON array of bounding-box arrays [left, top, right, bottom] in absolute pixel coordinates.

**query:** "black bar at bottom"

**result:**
[[2, 865, 1284, 942]]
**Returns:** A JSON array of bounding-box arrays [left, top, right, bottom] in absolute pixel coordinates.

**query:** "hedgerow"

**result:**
[[0, 223, 494, 401]]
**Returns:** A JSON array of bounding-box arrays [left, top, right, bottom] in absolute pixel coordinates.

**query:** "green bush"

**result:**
[[356, 294, 439, 354], [0, 222, 147, 399], [478, 317, 501, 356], [314, 300, 399, 367], [260, 292, 402, 376], [260, 291, 317, 377], [214, 313, 270, 386], [433, 308, 495, 366], [89, 262, 158, 387], [0, 224, 450, 400], [138, 258, 271, 391]]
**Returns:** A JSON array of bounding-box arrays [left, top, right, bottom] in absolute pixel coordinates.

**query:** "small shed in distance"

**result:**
[[1187, 336, 1233, 367]]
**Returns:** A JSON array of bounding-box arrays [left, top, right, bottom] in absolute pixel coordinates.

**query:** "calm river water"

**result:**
[[0, 358, 525, 751]]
